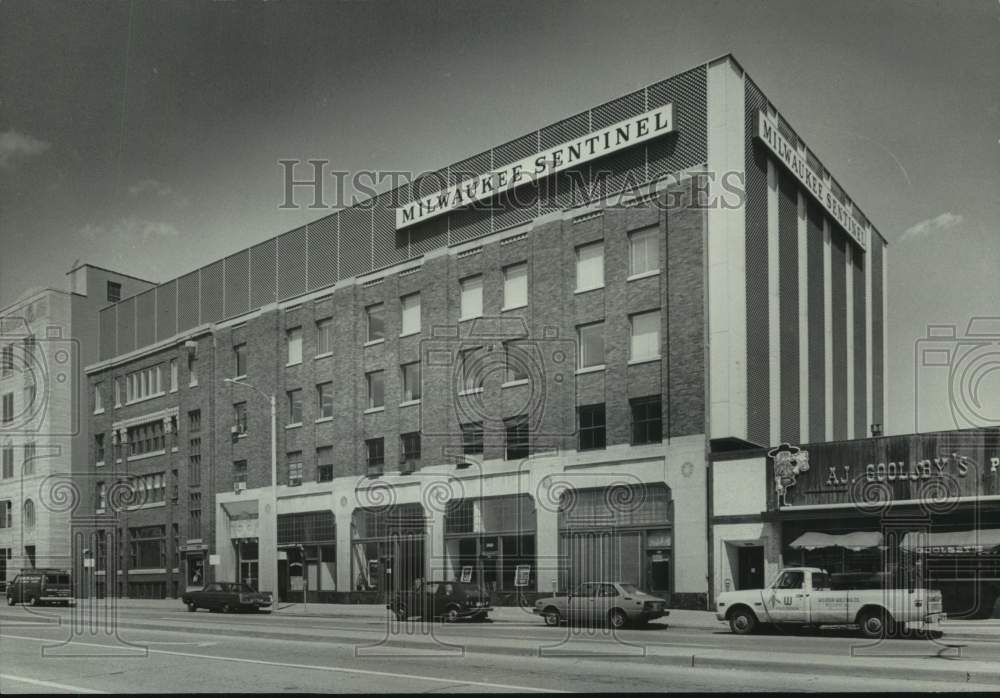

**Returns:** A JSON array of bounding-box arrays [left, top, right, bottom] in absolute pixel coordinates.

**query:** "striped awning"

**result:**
[[899, 529, 1000, 554], [789, 531, 884, 551]]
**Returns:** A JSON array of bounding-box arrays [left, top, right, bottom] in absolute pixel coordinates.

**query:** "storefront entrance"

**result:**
[[737, 546, 764, 590], [352, 504, 426, 595], [277, 511, 337, 602], [235, 538, 259, 590]]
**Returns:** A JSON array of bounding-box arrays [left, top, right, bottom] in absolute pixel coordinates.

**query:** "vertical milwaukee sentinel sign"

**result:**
[[757, 111, 871, 252], [396, 104, 674, 229]]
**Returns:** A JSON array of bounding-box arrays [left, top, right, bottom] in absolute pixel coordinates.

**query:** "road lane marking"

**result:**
[[0, 673, 108, 694], [0, 634, 566, 693]]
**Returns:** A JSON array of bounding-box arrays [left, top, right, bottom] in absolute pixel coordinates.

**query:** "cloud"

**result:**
[[80, 217, 181, 245], [0, 129, 51, 168], [128, 178, 174, 197], [900, 212, 964, 242]]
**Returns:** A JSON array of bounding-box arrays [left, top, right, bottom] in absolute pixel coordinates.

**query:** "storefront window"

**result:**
[[278, 511, 336, 601], [444, 495, 536, 593], [352, 504, 425, 593]]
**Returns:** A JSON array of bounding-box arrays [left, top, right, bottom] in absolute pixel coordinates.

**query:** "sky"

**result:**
[[0, 0, 997, 437]]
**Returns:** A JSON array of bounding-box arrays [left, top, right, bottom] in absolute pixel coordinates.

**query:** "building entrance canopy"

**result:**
[[788, 531, 883, 551], [899, 528, 1000, 554]]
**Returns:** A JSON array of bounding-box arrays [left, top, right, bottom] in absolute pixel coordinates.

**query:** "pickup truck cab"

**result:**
[[716, 567, 945, 638]]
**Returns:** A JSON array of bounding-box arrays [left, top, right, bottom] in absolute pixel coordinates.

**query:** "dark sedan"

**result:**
[[387, 581, 492, 622], [181, 582, 273, 613]]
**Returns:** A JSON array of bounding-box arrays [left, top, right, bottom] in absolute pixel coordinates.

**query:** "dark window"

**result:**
[[233, 460, 248, 486], [234, 343, 247, 377], [94, 434, 106, 463], [233, 402, 248, 435], [287, 452, 303, 487], [128, 525, 166, 569], [287, 389, 303, 424], [366, 304, 385, 342], [189, 493, 202, 539], [1, 393, 12, 424], [189, 437, 201, 486], [317, 446, 333, 482], [577, 404, 606, 451], [126, 420, 165, 456], [462, 422, 484, 455], [317, 382, 334, 419], [365, 438, 384, 471], [400, 432, 420, 467], [107, 281, 122, 303], [188, 410, 201, 433], [505, 415, 529, 460], [630, 395, 662, 445]]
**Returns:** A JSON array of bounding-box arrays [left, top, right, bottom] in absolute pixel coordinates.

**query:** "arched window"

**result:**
[[23, 499, 35, 530]]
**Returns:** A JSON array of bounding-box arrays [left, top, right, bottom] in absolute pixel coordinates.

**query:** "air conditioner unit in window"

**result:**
[[234, 481, 246, 494]]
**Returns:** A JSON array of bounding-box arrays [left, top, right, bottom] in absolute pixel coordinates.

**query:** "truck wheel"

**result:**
[[542, 607, 561, 626], [729, 608, 757, 635], [859, 608, 893, 639]]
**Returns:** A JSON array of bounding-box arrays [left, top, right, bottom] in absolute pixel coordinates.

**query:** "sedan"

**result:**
[[533, 582, 669, 629], [181, 582, 273, 613]]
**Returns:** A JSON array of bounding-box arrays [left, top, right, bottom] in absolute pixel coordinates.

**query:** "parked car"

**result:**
[[6, 568, 75, 607], [387, 581, 492, 622], [533, 582, 669, 629], [716, 567, 946, 638], [181, 582, 273, 613]]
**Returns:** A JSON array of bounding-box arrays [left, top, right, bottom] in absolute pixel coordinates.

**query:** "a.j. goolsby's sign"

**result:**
[[756, 111, 871, 252], [770, 430, 1000, 508], [396, 104, 674, 229]]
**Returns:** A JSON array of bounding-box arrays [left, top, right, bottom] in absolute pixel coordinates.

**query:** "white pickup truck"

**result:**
[[716, 567, 945, 638]]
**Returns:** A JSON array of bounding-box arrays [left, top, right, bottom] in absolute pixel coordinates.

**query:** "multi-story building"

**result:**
[[83, 54, 888, 607], [0, 265, 154, 591]]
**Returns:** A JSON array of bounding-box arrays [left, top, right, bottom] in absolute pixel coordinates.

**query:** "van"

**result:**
[[6, 568, 75, 607]]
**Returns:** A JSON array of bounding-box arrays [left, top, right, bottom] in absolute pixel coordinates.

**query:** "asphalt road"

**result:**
[[1, 605, 998, 693]]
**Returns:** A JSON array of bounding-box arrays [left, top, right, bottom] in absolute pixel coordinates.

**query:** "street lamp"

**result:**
[[224, 377, 278, 595]]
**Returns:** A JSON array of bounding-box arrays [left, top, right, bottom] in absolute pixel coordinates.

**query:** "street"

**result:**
[[2, 604, 999, 693]]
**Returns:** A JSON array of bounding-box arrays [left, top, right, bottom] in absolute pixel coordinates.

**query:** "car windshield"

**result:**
[[239, 583, 257, 593], [618, 583, 640, 594]]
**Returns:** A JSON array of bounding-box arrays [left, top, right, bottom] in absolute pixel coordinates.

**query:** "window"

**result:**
[[189, 493, 202, 539], [460, 347, 482, 391], [107, 281, 122, 303], [462, 422, 484, 455], [460, 275, 483, 320], [189, 409, 201, 434], [366, 370, 384, 410], [287, 452, 303, 487], [3, 393, 14, 423], [95, 481, 106, 512], [95, 434, 106, 464], [577, 322, 605, 369], [630, 395, 662, 445], [774, 571, 805, 590], [401, 362, 421, 402], [366, 438, 385, 470], [0, 500, 10, 528], [400, 432, 421, 467], [188, 353, 198, 387], [578, 404, 607, 451], [126, 420, 166, 457], [125, 365, 164, 403], [171, 469, 179, 502], [317, 382, 334, 419], [366, 303, 385, 343], [169, 359, 178, 391], [503, 262, 528, 309], [24, 501, 37, 530], [189, 436, 201, 487], [233, 460, 248, 486], [128, 525, 166, 569], [505, 415, 530, 460], [114, 377, 123, 407], [173, 523, 180, 568], [234, 402, 248, 435], [287, 389, 303, 424], [234, 343, 247, 377], [286, 327, 303, 365], [575, 241, 604, 291], [629, 226, 659, 276], [1, 446, 12, 479], [630, 310, 661, 361], [317, 447, 334, 482], [316, 318, 333, 356], [94, 382, 104, 413], [400, 293, 420, 335], [505, 342, 528, 383], [0, 345, 12, 377], [23, 336, 35, 363], [23, 442, 35, 475]]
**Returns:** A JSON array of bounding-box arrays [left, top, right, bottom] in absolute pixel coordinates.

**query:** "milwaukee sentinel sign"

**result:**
[[757, 111, 871, 252], [396, 104, 674, 229]]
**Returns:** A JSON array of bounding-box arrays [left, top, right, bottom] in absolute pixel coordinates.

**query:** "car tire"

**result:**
[[187, 603, 197, 612], [6, 596, 15, 606], [858, 608, 894, 639], [222, 603, 233, 614], [393, 605, 409, 622], [541, 607, 561, 626], [444, 606, 461, 623], [729, 608, 757, 635], [608, 609, 628, 630]]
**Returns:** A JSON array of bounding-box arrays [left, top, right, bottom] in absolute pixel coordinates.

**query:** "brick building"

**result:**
[[83, 54, 888, 607], [0, 265, 154, 592]]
